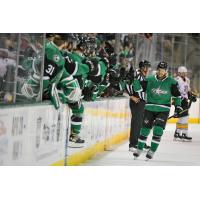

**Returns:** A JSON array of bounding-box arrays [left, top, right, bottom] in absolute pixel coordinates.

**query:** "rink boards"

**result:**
[[0, 103, 69, 166], [0, 98, 131, 166], [0, 98, 199, 166], [65, 99, 130, 166]]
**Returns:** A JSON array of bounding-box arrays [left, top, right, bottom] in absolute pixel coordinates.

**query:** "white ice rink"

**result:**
[[82, 124, 200, 166]]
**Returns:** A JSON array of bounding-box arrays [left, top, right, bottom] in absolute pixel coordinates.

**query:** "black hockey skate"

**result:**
[[181, 133, 192, 142], [145, 150, 155, 161], [133, 149, 142, 160], [129, 144, 138, 152], [173, 131, 182, 141], [69, 134, 85, 143], [68, 134, 85, 148], [129, 146, 137, 152]]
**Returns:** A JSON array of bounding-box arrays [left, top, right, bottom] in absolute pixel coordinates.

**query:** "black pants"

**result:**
[[129, 99, 145, 148]]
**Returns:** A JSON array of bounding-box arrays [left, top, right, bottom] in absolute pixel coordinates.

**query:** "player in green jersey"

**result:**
[[132, 61, 183, 160], [21, 34, 84, 145]]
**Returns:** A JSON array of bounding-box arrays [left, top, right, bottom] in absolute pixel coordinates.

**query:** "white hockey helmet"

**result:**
[[178, 66, 187, 73]]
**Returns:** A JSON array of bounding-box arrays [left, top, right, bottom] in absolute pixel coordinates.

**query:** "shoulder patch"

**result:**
[[53, 54, 60, 62]]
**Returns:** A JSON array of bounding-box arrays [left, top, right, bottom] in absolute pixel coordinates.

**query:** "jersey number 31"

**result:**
[[45, 64, 55, 76]]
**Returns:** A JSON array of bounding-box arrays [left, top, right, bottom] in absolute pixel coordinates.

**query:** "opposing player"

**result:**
[[174, 66, 197, 141]]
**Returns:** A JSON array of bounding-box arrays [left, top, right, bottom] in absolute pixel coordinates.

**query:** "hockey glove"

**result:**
[[188, 91, 197, 102], [66, 87, 82, 103], [82, 85, 97, 101], [174, 106, 183, 117], [83, 58, 100, 76]]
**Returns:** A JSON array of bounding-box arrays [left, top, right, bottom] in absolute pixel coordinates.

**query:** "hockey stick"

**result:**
[[168, 108, 189, 119], [168, 99, 193, 119]]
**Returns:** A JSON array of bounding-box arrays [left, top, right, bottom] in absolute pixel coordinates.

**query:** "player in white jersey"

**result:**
[[174, 66, 193, 141]]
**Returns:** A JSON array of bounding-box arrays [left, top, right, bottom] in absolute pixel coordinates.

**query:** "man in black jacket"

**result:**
[[126, 60, 151, 152]]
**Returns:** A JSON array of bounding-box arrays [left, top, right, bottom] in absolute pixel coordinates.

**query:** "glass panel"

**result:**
[[175, 35, 186, 64], [187, 35, 200, 95], [162, 34, 173, 75], [0, 33, 19, 104], [15, 33, 44, 103], [135, 34, 152, 67]]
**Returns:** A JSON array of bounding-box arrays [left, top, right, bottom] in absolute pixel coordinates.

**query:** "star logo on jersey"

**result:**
[[53, 54, 60, 62], [152, 88, 167, 95]]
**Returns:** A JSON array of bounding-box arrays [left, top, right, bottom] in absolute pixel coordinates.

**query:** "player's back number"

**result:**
[[45, 64, 55, 76]]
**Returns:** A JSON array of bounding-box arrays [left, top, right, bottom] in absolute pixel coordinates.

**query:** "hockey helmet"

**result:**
[[157, 61, 168, 70], [139, 60, 151, 68], [178, 66, 187, 73]]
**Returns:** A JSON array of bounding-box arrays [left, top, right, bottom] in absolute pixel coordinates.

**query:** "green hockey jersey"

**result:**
[[43, 41, 66, 88], [43, 41, 80, 108], [67, 51, 89, 77], [133, 75, 181, 112]]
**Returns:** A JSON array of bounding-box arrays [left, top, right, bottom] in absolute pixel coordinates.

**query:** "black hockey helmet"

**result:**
[[139, 60, 151, 68], [157, 61, 168, 70]]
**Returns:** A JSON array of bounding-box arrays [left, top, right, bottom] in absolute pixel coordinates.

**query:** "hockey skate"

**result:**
[[173, 131, 182, 141], [145, 150, 155, 161], [181, 133, 192, 142], [129, 145, 137, 152], [68, 133, 85, 148], [129, 146, 137, 152], [133, 149, 142, 160]]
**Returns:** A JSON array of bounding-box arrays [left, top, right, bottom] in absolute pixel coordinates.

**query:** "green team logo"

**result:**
[[53, 54, 60, 62], [152, 88, 168, 95]]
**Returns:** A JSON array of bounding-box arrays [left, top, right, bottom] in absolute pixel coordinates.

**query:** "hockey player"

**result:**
[[21, 34, 84, 144], [63, 34, 109, 102], [60, 34, 101, 144], [59, 34, 94, 144], [45, 34, 84, 144], [174, 66, 197, 141], [61, 34, 110, 143], [83, 54, 111, 101], [132, 62, 182, 160]]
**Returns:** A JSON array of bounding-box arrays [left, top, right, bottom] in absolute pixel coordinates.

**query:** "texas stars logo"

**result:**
[[152, 88, 167, 95]]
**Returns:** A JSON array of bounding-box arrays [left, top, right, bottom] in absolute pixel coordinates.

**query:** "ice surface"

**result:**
[[82, 124, 200, 166]]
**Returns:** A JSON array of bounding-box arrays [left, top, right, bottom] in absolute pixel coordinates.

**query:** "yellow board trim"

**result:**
[[51, 129, 130, 166], [85, 108, 130, 119], [168, 118, 200, 124]]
